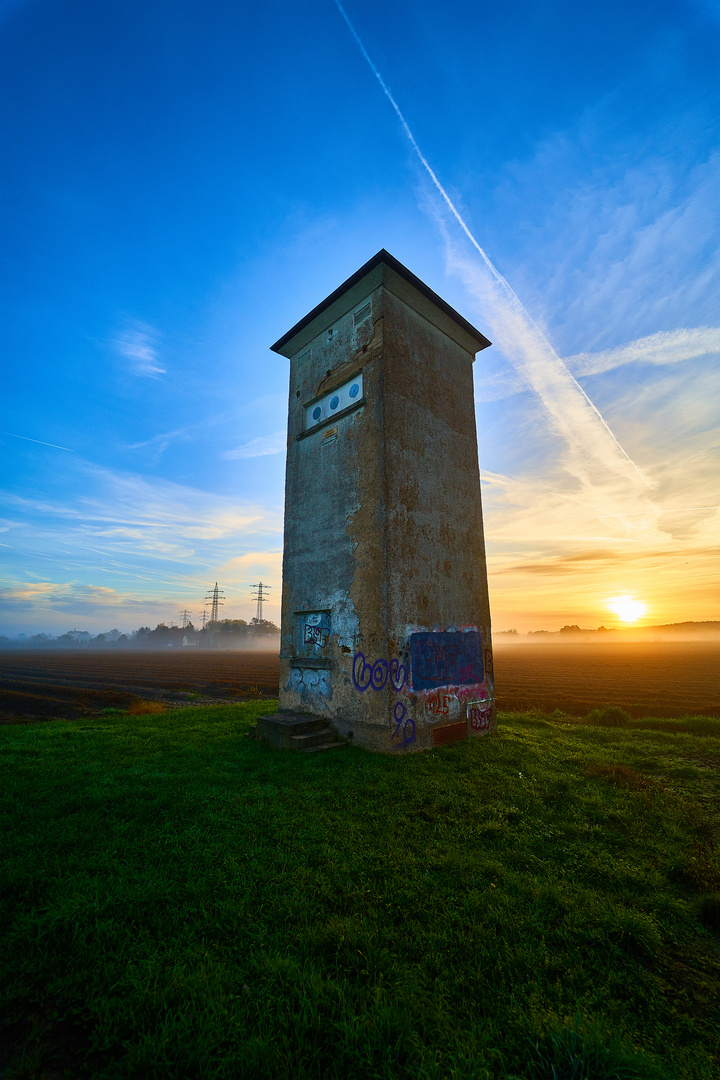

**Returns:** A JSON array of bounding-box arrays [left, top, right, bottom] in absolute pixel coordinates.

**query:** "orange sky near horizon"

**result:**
[[485, 544, 719, 632]]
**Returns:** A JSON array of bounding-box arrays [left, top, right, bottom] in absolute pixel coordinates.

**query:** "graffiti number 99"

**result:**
[[391, 702, 416, 748]]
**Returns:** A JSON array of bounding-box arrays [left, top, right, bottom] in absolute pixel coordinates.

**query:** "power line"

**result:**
[[204, 583, 225, 625], [250, 582, 271, 623]]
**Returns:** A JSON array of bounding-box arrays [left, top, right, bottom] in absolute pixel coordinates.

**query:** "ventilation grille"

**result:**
[[432, 721, 469, 748], [354, 302, 372, 327]]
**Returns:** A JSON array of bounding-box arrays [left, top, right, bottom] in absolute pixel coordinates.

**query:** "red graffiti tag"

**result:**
[[468, 705, 492, 731]]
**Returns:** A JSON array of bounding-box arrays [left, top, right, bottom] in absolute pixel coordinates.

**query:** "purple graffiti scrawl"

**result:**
[[352, 652, 408, 693], [371, 658, 388, 690], [352, 652, 372, 691], [390, 657, 407, 692], [484, 647, 494, 686], [391, 701, 416, 748]]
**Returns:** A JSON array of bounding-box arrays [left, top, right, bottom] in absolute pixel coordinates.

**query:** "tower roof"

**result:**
[[270, 249, 491, 358]]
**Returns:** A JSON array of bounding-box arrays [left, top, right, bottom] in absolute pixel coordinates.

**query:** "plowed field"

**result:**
[[492, 642, 719, 717], [0, 642, 718, 722], [0, 650, 279, 722]]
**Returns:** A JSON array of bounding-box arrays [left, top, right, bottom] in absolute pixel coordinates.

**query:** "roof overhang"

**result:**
[[270, 249, 491, 359]]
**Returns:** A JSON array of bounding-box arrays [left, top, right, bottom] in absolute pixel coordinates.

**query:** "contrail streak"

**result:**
[[333, 0, 652, 491], [2, 431, 74, 451]]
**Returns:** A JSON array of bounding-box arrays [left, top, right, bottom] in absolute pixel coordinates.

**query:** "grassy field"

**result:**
[[1, 703, 719, 1079]]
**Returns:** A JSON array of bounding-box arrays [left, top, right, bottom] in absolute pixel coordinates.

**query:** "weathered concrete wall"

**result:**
[[276, 254, 495, 752], [279, 288, 386, 734], [380, 290, 494, 749]]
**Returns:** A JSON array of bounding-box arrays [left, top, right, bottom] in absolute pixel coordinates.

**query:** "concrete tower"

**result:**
[[270, 250, 495, 752]]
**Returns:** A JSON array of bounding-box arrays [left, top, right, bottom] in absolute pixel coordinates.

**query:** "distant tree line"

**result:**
[[0, 618, 280, 650]]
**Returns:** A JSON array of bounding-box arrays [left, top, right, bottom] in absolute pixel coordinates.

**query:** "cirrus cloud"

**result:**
[[221, 431, 286, 459], [113, 320, 166, 378]]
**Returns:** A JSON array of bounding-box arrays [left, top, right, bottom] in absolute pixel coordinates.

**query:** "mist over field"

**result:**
[[2, 618, 718, 649], [493, 621, 720, 643], [1, 640, 717, 724]]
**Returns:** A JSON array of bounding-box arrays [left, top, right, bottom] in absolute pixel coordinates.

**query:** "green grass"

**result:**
[[1, 704, 719, 1079]]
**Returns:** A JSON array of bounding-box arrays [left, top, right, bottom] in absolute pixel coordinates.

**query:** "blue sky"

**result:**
[[1, 0, 718, 634]]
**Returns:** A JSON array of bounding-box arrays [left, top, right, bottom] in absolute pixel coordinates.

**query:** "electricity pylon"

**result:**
[[250, 582, 271, 623], [179, 609, 193, 629], [204, 583, 224, 626]]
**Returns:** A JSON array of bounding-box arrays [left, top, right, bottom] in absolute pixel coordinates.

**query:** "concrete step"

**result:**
[[254, 711, 346, 751], [302, 740, 347, 753], [290, 727, 338, 749]]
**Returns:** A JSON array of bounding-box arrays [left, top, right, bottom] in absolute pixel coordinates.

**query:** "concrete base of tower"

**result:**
[[250, 711, 346, 752], [332, 708, 497, 754]]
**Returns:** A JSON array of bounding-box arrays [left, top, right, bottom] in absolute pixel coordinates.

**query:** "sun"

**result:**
[[607, 596, 647, 623]]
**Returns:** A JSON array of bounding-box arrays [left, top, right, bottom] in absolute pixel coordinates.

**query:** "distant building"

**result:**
[[269, 250, 495, 752], [66, 630, 91, 643]]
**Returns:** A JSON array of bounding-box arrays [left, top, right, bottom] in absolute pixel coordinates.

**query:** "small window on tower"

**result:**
[[354, 302, 372, 327], [304, 372, 364, 432]]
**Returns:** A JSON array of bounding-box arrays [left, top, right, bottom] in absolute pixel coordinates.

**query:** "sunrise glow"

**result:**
[[607, 596, 648, 623], [0, 3, 717, 637]]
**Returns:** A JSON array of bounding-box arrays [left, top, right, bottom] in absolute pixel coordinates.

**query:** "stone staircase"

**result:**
[[247, 712, 346, 753]]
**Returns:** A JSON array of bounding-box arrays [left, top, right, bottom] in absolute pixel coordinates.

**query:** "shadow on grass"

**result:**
[[509, 1019, 667, 1080]]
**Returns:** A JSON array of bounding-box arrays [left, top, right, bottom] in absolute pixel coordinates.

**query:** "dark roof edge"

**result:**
[[270, 248, 491, 354]]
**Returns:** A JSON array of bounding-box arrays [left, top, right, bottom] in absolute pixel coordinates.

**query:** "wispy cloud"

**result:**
[[127, 396, 289, 457], [0, 463, 282, 577], [214, 550, 283, 602], [509, 146, 720, 352], [333, 0, 720, 629], [0, 579, 181, 630], [127, 426, 193, 453], [473, 369, 526, 403], [0, 581, 118, 610], [492, 545, 720, 578], [465, 124, 720, 621], [474, 327, 720, 402], [0, 461, 285, 633], [113, 320, 166, 378], [336, 0, 653, 510], [479, 449, 720, 627], [564, 327, 720, 377], [70, 466, 280, 543], [221, 431, 285, 459], [445, 233, 656, 509]]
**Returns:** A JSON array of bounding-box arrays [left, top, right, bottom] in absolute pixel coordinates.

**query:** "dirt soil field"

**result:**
[[0, 650, 280, 723], [492, 641, 719, 717], [0, 642, 718, 723]]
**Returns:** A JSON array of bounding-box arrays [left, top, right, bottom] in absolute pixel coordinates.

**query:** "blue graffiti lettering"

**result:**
[[352, 651, 407, 692], [371, 657, 389, 690], [391, 702, 416, 748], [352, 652, 372, 691], [390, 657, 407, 692]]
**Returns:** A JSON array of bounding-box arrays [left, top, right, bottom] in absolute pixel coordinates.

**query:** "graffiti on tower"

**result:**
[[265, 249, 495, 752]]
